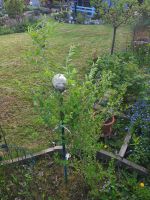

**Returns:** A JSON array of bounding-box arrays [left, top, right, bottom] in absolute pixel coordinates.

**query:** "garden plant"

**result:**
[[0, 4, 150, 199]]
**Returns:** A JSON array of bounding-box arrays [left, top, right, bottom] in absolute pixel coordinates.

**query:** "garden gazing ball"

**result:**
[[52, 74, 67, 92]]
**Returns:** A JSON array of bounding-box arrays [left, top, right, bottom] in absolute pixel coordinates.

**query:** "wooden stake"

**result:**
[[119, 133, 131, 158], [96, 150, 149, 175]]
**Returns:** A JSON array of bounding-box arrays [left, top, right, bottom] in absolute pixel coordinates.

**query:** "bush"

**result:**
[[0, 9, 6, 17], [28, 20, 140, 199], [25, 5, 51, 14], [76, 13, 85, 24], [133, 43, 150, 67], [4, 0, 25, 18], [92, 52, 146, 106], [0, 18, 37, 35], [53, 11, 69, 22], [0, 26, 14, 35], [0, 16, 7, 26]]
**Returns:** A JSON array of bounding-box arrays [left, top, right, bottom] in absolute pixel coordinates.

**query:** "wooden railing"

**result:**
[[70, 5, 95, 17]]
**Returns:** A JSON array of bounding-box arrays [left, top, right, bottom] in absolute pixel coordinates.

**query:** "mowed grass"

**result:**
[[0, 23, 131, 152]]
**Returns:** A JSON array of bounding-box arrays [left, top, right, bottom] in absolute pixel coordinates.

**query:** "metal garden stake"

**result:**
[[52, 74, 68, 184]]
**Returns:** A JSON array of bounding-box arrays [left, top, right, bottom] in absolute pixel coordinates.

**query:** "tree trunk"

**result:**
[[111, 26, 117, 55]]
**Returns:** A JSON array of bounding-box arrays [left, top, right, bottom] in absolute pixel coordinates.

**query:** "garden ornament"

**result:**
[[52, 74, 68, 184], [52, 74, 67, 92]]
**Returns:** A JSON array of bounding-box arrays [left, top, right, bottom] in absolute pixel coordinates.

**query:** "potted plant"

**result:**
[[102, 115, 116, 137], [93, 90, 118, 138]]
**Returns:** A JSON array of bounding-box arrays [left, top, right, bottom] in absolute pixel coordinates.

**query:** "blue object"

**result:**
[[70, 0, 115, 17], [0, 0, 3, 8], [30, 0, 40, 7], [71, 5, 95, 17]]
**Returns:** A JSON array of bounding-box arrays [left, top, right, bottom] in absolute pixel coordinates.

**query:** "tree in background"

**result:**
[[92, 0, 139, 54], [4, 0, 25, 18], [138, 0, 150, 25]]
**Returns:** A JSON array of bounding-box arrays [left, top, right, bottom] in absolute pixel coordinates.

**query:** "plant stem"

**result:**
[[60, 96, 68, 184]]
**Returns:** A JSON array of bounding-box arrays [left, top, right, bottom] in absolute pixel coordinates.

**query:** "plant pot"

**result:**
[[102, 116, 116, 137]]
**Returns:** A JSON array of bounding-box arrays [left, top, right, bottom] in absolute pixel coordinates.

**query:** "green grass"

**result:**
[[0, 23, 131, 152]]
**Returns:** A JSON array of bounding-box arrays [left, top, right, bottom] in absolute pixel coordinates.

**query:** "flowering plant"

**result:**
[[128, 100, 150, 167], [129, 100, 150, 136]]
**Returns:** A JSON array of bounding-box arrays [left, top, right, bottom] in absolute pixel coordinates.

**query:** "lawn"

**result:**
[[0, 23, 131, 152]]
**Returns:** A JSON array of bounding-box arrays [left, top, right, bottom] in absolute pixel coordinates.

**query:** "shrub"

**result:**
[[27, 19, 134, 199], [0, 16, 7, 26], [4, 0, 25, 18], [24, 18, 150, 199], [0, 9, 6, 17], [133, 43, 150, 67], [0, 26, 14, 35], [76, 13, 85, 24], [53, 11, 69, 22], [0, 17, 38, 35], [92, 52, 145, 107]]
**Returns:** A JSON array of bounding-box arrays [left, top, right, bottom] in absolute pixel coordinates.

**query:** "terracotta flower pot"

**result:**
[[102, 116, 116, 137]]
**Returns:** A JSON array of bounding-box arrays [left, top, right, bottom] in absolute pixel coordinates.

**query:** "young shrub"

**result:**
[[26, 18, 149, 199]]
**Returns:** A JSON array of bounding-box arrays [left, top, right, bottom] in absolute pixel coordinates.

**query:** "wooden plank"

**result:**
[[1, 145, 149, 176], [96, 150, 149, 175], [0, 146, 62, 165], [119, 133, 131, 158]]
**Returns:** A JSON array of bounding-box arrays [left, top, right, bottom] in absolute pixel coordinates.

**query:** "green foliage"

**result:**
[[139, 0, 150, 22], [52, 11, 69, 22], [27, 19, 139, 199], [128, 100, 150, 168], [0, 18, 37, 35], [0, 165, 33, 199], [28, 16, 57, 50], [0, 9, 6, 17], [0, 25, 14, 35], [93, 52, 145, 107], [0, 18, 149, 199], [134, 43, 150, 67], [92, 0, 139, 54], [76, 13, 86, 24], [4, 0, 25, 18], [93, 0, 138, 23], [93, 0, 139, 28]]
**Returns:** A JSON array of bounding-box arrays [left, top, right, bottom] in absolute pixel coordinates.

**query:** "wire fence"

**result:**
[[0, 124, 35, 166]]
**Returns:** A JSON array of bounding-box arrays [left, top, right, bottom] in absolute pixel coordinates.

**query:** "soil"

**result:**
[[0, 155, 89, 200]]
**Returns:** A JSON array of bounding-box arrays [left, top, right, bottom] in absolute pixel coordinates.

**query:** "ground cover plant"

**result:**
[[127, 100, 150, 169], [1, 156, 150, 200]]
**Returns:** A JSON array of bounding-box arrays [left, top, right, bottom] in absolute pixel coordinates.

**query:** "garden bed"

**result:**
[[0, 145, 150, 200]]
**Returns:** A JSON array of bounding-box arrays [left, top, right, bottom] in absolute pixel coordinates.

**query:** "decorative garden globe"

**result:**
[[52, 74, 67, 92]]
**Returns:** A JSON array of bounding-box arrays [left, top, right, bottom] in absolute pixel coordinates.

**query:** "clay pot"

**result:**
[[102, 116, 116, 137]]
